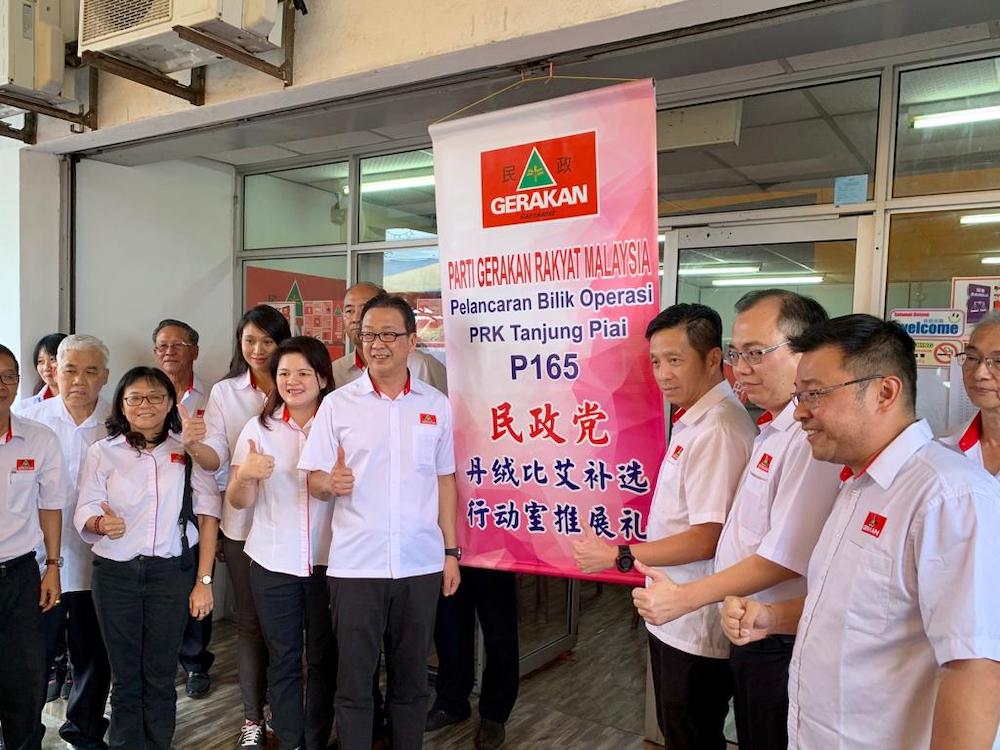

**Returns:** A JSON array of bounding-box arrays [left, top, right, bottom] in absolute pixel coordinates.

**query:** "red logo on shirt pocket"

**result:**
[[420, 413, 438, 425], [671, 445, 684, 460], [170, 453, 186, 464], [15, 458, 35, 471], [756, 453, 773, 473], [861, 512, 887, 538]]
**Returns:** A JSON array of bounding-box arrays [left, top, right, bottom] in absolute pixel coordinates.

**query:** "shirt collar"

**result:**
[[677, 380, 735, 427], [361, 369, 418, 399], [236, 370, 255, 392], [42, 385, 55, 400], [766, 400, 798, 432], [54, 396, 106, 429], [354, 352, 365, 371], [840, 419, 933, 490], [958, 412, 983, 453], [1, 416, 15, 444]]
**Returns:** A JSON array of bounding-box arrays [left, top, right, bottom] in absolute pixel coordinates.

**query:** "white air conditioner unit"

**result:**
[[79, 0, 279, 74], [0, 0, 73, 104]]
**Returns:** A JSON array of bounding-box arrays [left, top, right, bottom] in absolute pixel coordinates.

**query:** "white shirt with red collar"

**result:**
[[178, 375, 210, 416], [12, 384, 55, 415], [939, 411, 1000, 478], [75, 433, 222, 562], [645, 380, 757, 658], [787, 419, 1000, 750], [298, 371, 455, 579], [204, 371, 268, 540], [0, 415, 69, 563], [331, 349, 449, 395], [714, 400, 842, 603], [21, 396, 111, 591], [232, 407, 333, 577]]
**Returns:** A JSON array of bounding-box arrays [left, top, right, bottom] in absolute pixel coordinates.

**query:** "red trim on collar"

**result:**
[[371, 371, 411, 397], [3, 422, 11, 443], [958, 412, 983, 454], [249, 371, 259, 391], [282, 405, 291, 423], [839, 449, 886, 483], [354, 352, 365, 370], [42, 385, 54, 400], [671, 408, 686, 424], [756, 411, 774, 426]]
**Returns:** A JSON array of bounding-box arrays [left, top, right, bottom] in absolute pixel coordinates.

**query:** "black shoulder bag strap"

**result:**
[[178, 455, 198, 571]]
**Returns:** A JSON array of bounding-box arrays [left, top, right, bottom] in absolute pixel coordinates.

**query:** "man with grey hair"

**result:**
[[22, 334, 112, 750]]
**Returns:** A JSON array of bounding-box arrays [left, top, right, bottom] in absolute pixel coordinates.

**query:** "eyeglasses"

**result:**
[[154, 342, 194, 354], [955, 351, 1000, 375], [724, 341, 789, 367], [359, 331, 408, 343], [123, 394, 169, 407], [0, 373, 20, 386], [791, 375, 885, 408]]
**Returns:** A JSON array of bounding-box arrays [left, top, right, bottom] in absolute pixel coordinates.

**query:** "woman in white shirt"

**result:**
[[75, 366, 220, 750], [181, 305, 290, 749], [13, 333, 65, 414], [228, 336, 336, 750]]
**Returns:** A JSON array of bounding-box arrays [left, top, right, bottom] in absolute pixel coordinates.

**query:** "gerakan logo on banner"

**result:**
[[480, 131, 599, 228]]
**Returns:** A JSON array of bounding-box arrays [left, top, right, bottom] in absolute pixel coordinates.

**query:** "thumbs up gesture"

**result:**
[[178, 404, 207, 449], [238, 439, 275, 482], [330, 445, 354, 496], [572, 526, 617, 573], [631, 560, 691, 626], [100, 501, 127, 540]]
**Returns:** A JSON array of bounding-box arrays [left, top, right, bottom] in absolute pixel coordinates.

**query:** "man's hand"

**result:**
[[572, 527, 617, 573], [178, 404, 207, 450], [631, 560, 693, 625], [330, 446, 354, 496], [189, 581, 214, 621], [237, 439, 275, 482], [100, 502, 126, 539], [442, 556, 461, 597], [39, 566, 61, 612], [721, 595, 775, 646]]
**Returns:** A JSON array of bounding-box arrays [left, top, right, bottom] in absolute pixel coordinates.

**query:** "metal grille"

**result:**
[[81, 0, 172, 45]]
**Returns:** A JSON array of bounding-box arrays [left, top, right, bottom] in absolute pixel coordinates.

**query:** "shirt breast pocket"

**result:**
[[7, 472, 36, 515], [844, 543, 893, 636], [412, 426, 441, 472], [738, 472, 770, 537]]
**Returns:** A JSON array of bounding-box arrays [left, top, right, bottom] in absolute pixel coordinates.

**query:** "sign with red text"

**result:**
[[430, 81, 664, 583]]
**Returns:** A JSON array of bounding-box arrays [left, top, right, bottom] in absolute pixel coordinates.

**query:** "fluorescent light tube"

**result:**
[[981, 257, 1000, 265], [961, 213, 1000, 225], [712, 275, 823, 287], [912, 105, 1000, 129], [679, 265, 760, 277], [344, 175, 436, 195]]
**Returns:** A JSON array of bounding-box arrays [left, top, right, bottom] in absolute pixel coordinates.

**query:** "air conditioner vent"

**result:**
[[81, 0, 172, 46]]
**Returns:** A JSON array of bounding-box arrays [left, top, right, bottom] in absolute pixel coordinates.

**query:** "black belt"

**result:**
[[0, 551, 36, 577]]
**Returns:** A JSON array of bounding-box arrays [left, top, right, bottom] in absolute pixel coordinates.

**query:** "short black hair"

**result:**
[[224, 305, 293, 381], [360, 294, 417, 335], [31, 333, 67, 392], [261, 336, 335, 428], [789, 314, 917, 413], [106, 366, 181, 453], [0, 343, 18, 374], [645, 303, 723, 359], [734, 289, 829, 338], [153, 319, 200, 346]]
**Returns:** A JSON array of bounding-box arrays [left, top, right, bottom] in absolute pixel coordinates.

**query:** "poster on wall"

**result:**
[[430, 80, 664, 584], [951, 277, 1000, 325], [888, 308, 965, 369]]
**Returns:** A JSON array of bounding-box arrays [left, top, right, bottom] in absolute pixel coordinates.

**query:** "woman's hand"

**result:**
[[190, 580, 214, 621], [99, 502, 127, 539], [237, 440, 275, 483]]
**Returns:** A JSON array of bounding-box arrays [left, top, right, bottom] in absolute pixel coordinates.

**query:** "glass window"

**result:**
[[243, 256, 349, 359], [243, 163, 349, 250], [895, 56, 1000, 197], [359, 150, 437, 242], [658, 78, 879, 215]]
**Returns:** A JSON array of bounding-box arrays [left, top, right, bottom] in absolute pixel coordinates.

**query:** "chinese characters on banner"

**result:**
[[430, 81, 664, 584]]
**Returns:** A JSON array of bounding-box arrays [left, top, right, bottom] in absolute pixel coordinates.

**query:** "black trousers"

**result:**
[[431, 568, 519, 723], [43, 591, 111, 750], [647, 634, 733, 750], [250, 563, 337, 750], [730, 635, 795, 750], [222, 535, 268, 723], [177, 611, 214, 674], [0, 553, 45, 750], [330, 573, 441, 750], [91, 555, 192, 750]]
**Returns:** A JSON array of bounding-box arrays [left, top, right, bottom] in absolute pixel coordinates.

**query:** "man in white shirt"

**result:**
[[722, 315, 1000, 750], [575, 303, 756, 750], [627, 291, 841, 750], [22, 334, 112, 750], [300, 294, 460, 750], [152, 318, 215, 698], [0, 343, 68, 750], [332, 282, 448, 394]]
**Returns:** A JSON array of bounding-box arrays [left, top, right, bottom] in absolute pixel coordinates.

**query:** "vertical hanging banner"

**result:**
[[430, 80, 664, 583]]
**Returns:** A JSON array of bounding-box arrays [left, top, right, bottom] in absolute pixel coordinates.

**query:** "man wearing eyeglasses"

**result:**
[[152, 319, 215, 699], [721, 315, 1000, 750], [629, 290, 842, 750], [940, 311, 1000, 478], [300, 294, 460, 750]]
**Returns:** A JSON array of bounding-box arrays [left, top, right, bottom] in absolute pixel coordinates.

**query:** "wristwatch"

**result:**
[[45, 557, 64, 568], [199, 574, 213, 585], [445, 547, 463, 561], [614, 545, 635, 573]]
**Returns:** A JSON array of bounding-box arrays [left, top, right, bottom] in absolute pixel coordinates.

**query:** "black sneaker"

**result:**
[[46, 670, 64, 703], [236, 721, 265, 750], [185, 671, 211, 699], [424, 707, 468, 732], [474, 719, 506, 750]]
